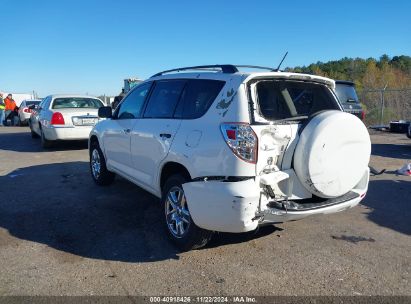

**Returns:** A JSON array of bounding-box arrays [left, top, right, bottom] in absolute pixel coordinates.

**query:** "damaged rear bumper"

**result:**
[[183, 179, 261, 233], [183, 169, 369, 233]]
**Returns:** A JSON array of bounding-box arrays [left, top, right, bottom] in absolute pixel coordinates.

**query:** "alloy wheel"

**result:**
[[91, 149, 101, 179], [165, 186, 191, 238]]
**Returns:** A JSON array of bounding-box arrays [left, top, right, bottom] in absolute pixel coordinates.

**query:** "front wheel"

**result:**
[[162, 174, 213, 251], [90, 142, 115, 186]]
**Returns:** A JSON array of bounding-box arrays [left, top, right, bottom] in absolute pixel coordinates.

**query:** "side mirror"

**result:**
[[98, 106, 113, 118]]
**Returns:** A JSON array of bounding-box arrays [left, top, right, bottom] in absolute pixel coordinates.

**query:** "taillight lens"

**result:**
[[23, 108, 31, 113], [51, 112, 65, 125], [220, 123, 258, 164], [361, 111, 365, 120]]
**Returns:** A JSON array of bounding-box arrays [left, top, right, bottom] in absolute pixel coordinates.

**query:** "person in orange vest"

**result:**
[[4, 94, 17, 126]]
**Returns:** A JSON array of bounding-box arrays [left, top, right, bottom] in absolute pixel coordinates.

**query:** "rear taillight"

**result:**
[[51, 112, 65, 125], [361, 111, 365, 120], [23, 108, 31, 113], [220, 123, 258, 164]]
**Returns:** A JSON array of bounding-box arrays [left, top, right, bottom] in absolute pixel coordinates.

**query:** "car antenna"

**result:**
[[274, 51, 288, 72]]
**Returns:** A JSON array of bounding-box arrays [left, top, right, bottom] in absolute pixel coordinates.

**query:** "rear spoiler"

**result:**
[[245, 73, 336, 90]]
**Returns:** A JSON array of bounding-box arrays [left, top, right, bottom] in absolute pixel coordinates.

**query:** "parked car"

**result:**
[[29, 95, 104, 148], [89, 65, 371, 250], [18, 99, 42, 125], [335, 80, 365, 120], [407, 123, 411, 139]]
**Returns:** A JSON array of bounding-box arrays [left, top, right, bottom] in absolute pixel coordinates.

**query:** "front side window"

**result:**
[[256, 80, 339, 120], [52, 97, 103, 109], [117, 82, 152, 119], [143, 80, 186, 118]]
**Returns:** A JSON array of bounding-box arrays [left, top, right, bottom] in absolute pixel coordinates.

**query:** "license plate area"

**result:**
[[72, 116, 98, 126]]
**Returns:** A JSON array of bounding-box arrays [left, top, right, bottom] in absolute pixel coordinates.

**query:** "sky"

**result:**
[[0, 0, 410, 97]]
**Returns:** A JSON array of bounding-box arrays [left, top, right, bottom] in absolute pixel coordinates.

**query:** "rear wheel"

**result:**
[[162, 174, 212, 251], [29, 121, 39, 138], [40, 127, 53, 148], [90, 141, 115, 186]]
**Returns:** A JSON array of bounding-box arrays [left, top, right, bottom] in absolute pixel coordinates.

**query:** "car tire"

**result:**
[[40, 127, 53, 148], [162, 174, 213, 251], [29, 122, 39, 138], [90, 141, 115, 186]]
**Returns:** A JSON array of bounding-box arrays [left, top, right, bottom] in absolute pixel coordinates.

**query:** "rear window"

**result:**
[[52, 98, 103, 109], [335, 84, 360, 104], [256, 80, 339, 120], [25, 101, 40, 106]]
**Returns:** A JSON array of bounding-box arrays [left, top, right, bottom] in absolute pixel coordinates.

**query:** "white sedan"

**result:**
[[18, 99, 42, 125], [29, 94, 105, 148]]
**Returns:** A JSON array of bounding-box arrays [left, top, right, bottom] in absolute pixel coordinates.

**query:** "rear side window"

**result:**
[[256, 80, 339, 120], [39, 96, 49, 109], [52, 98, 103, 109], [144, 80, 186, 118], [175, 79, 225, 119]]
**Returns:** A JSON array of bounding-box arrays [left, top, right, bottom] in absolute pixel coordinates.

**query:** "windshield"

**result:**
[[335, 84, 359, 104], [255, 80, 339, 121], [52, 97, 103, 109]]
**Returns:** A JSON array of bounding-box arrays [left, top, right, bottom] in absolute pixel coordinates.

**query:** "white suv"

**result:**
[[89, 65, 371, 250]]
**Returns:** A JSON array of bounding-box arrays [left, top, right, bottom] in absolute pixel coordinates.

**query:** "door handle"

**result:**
[[160, 133, 172, 139]]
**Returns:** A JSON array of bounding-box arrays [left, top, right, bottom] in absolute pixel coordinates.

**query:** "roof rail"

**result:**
[[151, 65, 239, 78]]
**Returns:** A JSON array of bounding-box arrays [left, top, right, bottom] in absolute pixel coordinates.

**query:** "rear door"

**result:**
[[102, 82, 152, 177], [130, 79, 186, 189]]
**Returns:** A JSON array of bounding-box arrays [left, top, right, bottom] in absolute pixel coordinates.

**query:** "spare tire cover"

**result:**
[[294, 110, 371, 198]]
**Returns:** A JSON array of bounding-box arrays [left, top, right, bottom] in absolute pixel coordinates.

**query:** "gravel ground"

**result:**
[[0, 127, 410, 296]]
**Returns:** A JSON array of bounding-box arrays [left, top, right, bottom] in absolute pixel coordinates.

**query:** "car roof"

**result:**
[[48, 94, 101, 99]]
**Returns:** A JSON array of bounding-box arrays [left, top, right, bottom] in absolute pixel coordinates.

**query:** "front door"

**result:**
[[103, 82, 152, 177]]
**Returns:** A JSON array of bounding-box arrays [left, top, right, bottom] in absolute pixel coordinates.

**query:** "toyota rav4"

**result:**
[[89, 65, 371, 250]]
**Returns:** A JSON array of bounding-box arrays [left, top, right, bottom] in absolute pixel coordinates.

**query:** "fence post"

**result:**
[[379, 84, 388, 125]]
